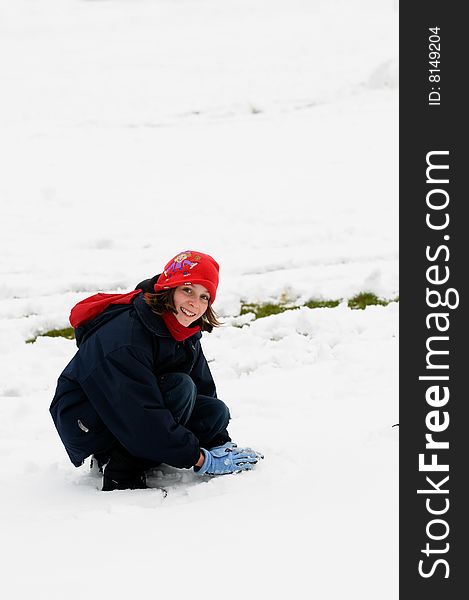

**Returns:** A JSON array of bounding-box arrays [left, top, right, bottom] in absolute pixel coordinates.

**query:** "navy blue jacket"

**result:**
[[50, 293, 216, 468]]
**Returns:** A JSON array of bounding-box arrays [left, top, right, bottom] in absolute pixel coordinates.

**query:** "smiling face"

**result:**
[[172, 284, 210, 326]]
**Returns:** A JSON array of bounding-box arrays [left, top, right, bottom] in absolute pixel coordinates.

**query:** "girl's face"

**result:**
[[173, 284, 210, 326]]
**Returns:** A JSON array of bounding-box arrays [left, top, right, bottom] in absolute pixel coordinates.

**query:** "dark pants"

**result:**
[[97, 373, 231, 472]]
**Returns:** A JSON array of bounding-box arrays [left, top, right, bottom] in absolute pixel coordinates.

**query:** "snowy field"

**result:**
[[0, 1, 398, 598]]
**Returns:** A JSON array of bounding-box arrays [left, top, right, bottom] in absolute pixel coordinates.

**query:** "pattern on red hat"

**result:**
[[154, 251, 219, 303]]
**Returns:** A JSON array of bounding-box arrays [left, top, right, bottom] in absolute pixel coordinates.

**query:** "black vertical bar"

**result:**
[[400, 2, 466, 597]]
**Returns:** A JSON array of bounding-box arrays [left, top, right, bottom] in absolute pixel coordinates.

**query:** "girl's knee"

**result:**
[[160, 372, 197, 399], [215, 399, 231, 428], [159, 373, 197, 425], [175, 372, 197, 395]]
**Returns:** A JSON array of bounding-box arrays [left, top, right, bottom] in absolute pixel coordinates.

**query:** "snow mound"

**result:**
[[367, 58, 399, 90]]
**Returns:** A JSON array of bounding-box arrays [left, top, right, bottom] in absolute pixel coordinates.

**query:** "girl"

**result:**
[[50, 250, 263, 491]]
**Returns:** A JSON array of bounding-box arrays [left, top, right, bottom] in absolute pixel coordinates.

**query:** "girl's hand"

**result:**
[[210, 442, 264, 461], [194, 446, 262, 476]]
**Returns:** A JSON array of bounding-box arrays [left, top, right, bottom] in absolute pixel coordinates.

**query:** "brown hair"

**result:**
[[143, 288, 221, 332]]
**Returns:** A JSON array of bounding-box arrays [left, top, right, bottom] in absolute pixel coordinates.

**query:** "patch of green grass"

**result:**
[[26, 327, 75, 344], [240, 298, 341, 319], [240, 302, 292, 319], [304, 299, 341, 309], [347, 292, 396, 310], [240, 293, 398, 321]]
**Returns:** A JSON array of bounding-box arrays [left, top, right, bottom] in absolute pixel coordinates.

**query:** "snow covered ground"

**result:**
[[0, 0, 398, 598]]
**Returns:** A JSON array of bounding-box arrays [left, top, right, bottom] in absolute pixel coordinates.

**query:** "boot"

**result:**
[[102, 446, 147, 491]]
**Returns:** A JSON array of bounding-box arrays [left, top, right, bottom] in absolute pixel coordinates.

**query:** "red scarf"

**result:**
[[162, 310, 201, 341]]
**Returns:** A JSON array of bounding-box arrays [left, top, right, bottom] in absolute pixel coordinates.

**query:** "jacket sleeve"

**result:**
[[80, 344, 200, 468], [190, 342, 218, 398]]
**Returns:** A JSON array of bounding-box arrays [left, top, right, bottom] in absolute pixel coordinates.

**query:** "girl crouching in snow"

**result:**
[[50, 251, 263, 491]]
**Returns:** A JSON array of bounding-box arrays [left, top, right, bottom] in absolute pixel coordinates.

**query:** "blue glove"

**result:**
[[209, 442, 264, 461], [195, 443, 262, 475]]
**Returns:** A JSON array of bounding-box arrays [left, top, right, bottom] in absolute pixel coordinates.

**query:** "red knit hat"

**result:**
[[154, 251, 220, 303]]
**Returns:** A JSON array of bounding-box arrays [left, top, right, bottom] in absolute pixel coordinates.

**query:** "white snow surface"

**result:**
[[0, 1, 398, 598]]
